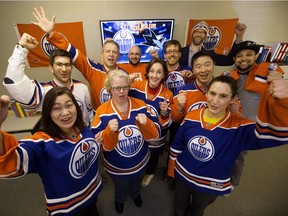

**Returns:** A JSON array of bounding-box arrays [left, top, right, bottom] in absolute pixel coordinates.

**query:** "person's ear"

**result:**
[[49, 64, 54, 74]]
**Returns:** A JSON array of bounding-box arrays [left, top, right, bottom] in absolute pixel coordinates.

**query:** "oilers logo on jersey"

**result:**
[[165, 71, 185, 94], [117, 125, 144, 157], [187, 136, 215, 162], [187, 101, 208, 112], [147, 104, 159, 117], [100, 87, 111, 104], [69, 138, 100, 179]]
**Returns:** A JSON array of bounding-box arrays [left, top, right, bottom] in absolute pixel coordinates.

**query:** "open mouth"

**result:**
[[62, 117, 72, 124]]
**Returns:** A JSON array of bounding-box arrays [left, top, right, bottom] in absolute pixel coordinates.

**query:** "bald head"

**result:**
[[128, 46, 142, 65]]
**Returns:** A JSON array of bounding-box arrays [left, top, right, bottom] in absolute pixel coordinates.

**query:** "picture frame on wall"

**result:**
[[99, 19, 174, 63]]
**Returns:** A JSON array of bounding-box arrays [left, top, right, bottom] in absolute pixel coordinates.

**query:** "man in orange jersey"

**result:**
[[32, 6, 123, 112], [118, 45, 147, 82], [223, 41, 284, 192]]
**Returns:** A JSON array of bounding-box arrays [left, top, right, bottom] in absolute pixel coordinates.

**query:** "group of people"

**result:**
[[0, 6, 288, 216]]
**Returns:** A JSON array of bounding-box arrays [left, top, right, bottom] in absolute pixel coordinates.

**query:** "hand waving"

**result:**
[[31, 6, 55, 35]]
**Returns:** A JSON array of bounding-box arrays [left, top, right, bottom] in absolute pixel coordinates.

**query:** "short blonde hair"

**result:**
[[104, 69, 131, 95]]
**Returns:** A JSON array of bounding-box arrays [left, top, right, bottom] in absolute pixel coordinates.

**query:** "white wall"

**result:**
[[0, 1, 287, 95]]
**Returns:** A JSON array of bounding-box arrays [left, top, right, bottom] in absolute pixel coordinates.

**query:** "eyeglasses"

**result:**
[[111, 86, 130, 91], [165, 50, 180, 55], [54, 62, 72, 68], [194, 31, 206, 36]]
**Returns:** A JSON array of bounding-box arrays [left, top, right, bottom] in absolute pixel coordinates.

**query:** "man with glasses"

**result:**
[[179, 21, 247, 67], [162, 39, 193, 186], [32, 6, 123, 112], [3, 33, 93, 126], [164, 39, 193, 95]]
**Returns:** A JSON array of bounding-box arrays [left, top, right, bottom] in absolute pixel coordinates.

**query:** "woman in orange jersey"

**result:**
[[166, 76, 288, 216], [91, 69, 161, 214], [129, 57, 173, 187], [0, 87, 103, 216]]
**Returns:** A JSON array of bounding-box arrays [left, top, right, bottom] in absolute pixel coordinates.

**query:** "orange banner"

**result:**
[[15, 22, 86, 68], [185, 18, 239, 55]]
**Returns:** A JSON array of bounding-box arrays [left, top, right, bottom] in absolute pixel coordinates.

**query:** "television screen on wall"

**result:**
[[99, 19, 174, 63]]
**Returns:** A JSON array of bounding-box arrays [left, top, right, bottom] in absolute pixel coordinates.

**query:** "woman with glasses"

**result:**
[[91, 69, 161, 214], [0, 87, 103, 216], [129, 57, 173, 187]]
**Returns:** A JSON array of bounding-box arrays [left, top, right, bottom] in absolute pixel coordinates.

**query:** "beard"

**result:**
[[235, 63, 254, 74], [129, 59, 140, 66], [192, 37, 205, 46]]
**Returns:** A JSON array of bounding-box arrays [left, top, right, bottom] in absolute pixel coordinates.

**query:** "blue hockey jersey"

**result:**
[[0, 126, 103, 215]]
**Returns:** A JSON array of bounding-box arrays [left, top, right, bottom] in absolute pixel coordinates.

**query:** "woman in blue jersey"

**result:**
[[91, 69, 161, 214], [0, 87, 103, 216], [129, 57, 173, 187], [166, 76, 288, 216]]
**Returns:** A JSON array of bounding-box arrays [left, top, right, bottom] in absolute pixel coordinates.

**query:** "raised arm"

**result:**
[[0, 95, 11, 156], [234, 22, 247, 43], [31, 6, 55, 36], [3, 33, 44, 110]]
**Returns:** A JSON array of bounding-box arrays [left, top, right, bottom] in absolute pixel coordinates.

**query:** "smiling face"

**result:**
[[164, 44, 181, 67], [206, 81, 235, 118], [50, 56, 72, 87], [50, 94, 77, 134], [147, 62, 165, 89], [128, 46, 141, 65], [193, 55, 214, 87], [192, 29, 207, 46], [234, 49, 259, 74]]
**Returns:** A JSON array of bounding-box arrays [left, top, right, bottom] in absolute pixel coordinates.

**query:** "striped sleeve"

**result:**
[[255, 89, 288, 142]]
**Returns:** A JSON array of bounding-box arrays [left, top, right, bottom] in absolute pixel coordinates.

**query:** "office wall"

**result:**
[[0, 1, 287, 96]]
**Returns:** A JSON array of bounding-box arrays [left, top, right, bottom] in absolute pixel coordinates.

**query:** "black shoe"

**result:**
[[115, 201, 124, 214], [133, 195, 142, 208]]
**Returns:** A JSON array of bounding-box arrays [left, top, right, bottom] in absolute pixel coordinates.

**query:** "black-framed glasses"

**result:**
[[54, 62, 73, 68], [111, 86, 130, 92], [165, 50, 180, 55]]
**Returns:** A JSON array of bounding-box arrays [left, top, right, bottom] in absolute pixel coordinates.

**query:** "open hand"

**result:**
[[31, 6, 55, 35]]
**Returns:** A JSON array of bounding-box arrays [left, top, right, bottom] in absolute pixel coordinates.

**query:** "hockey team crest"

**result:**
[[187, 136, 215, 162], [40, 33, 67, 57], [165, 71, 185, 94], [187, 101, 207, 112], [203, 26, 221, 51], [113, 30, 135, 54], [100, 87, 111, 104], [147, 104, 158, 117], [117, 125, 144, 157], [69, 138, 100, 179]]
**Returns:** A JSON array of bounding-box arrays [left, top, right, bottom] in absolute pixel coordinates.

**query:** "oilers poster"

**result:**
[[14, 22, 86, 68], [185, 18, 239, 55], [100, 19, 174, 63]]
